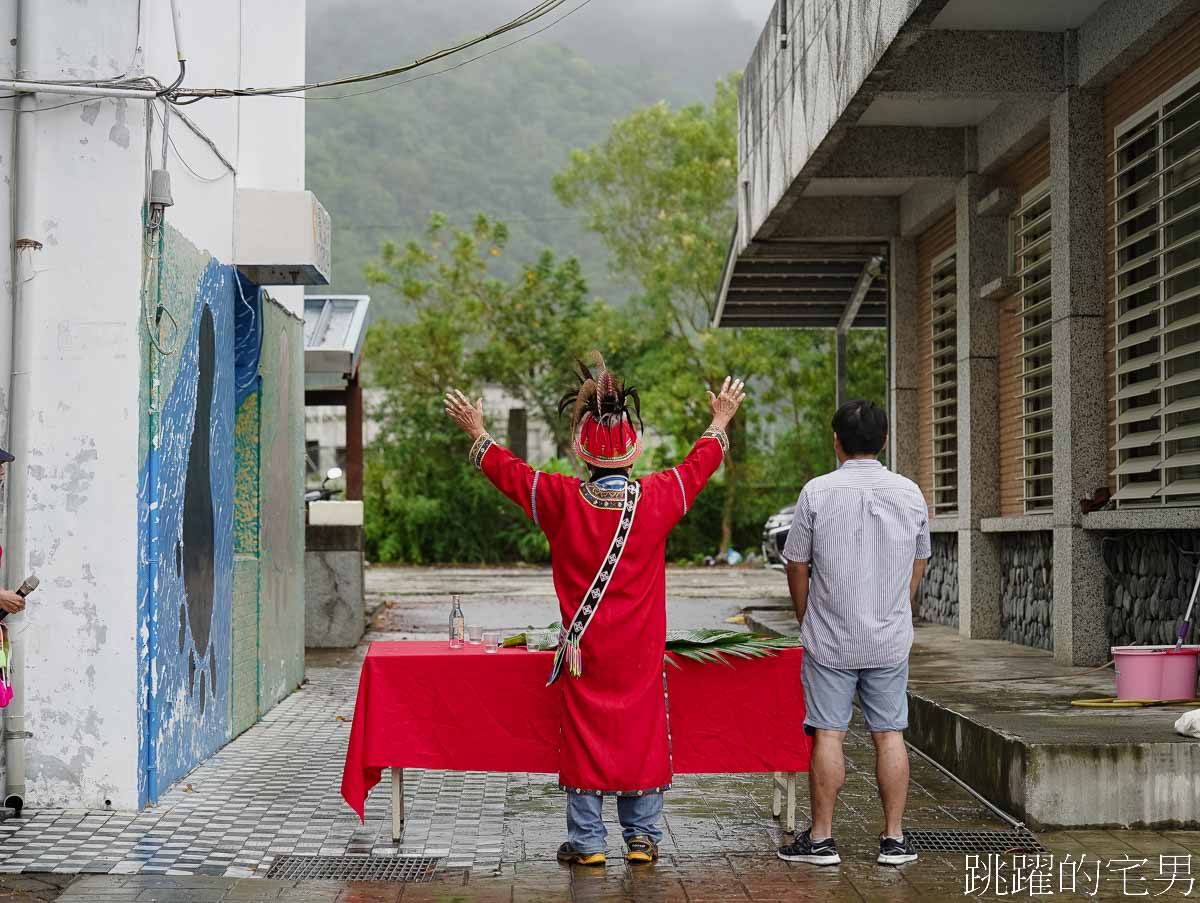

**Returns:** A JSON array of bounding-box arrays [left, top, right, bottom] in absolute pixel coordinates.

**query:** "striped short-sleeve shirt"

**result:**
[[782, 458, 931, 669]]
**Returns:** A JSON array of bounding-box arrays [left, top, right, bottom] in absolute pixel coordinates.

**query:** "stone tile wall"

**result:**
[[918, 534, 959, 627], [1105, 531, 1200, 648], [1000, 532, 1054, 651]]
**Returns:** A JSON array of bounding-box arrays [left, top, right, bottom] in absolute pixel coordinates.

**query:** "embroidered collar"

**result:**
[[594, 475, 628, 490]]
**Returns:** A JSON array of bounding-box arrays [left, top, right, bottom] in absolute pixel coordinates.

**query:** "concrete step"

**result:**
[[743, 609, 1200, 830]]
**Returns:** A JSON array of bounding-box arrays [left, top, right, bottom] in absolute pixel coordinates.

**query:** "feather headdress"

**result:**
[[557, 351, 643, 469]]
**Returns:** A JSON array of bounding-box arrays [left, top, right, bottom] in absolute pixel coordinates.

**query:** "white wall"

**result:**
[[4, 0, 310, 809], [238, 0, 307, 322], [12, 0, 148, 811]]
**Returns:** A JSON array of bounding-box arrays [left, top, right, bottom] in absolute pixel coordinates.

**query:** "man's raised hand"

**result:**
[[706, 376, 747, 430], [443, 389, 487, 441]]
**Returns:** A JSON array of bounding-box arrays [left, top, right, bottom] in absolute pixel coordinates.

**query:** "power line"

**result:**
[[172, 0, 581, 102], [298, 0, 595, 103]]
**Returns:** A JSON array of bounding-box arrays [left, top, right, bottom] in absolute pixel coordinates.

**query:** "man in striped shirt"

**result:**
[[776, 400, 930, 868]]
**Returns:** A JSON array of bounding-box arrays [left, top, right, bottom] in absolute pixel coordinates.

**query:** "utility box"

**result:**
[[305, 521, 365, 648], [235, 189, 332, 286]]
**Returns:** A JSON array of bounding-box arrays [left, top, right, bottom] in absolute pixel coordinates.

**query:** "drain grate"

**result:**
[[265, 855, 439, 882], [905, 828, 1047, 854]]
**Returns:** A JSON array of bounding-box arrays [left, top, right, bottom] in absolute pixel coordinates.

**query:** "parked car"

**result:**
[[761, 504, 795, 569]]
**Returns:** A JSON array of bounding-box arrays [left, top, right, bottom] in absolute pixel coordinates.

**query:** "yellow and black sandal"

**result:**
[[625, 836, 659, 864], [557, 842, 606, 867]]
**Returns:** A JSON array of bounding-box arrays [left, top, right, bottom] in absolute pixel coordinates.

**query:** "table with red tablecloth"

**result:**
[[340, 641, 810, 838]]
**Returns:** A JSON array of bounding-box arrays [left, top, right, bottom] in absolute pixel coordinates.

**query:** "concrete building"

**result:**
[[717, 0, 1200, 666], [0, 1, 328, 811]]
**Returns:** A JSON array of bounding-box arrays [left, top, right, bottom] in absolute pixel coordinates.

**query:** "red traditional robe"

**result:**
[[472, 430, 726, 795]]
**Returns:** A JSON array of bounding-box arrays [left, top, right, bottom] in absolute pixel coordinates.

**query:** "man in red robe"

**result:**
[[445, 358, 745, 866]]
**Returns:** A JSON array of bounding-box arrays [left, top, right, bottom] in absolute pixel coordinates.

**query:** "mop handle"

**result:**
[[1176, 566, 1200, 651]]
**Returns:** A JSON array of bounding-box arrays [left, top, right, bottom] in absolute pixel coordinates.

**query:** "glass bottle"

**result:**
[[449, 596, 465, 649]]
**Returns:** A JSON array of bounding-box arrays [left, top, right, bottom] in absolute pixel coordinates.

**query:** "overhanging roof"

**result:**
[[713, 239, 888, 330], [304, 295, 370, 392]]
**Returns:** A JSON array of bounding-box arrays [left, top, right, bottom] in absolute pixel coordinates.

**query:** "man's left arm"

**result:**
[[910, 502, 933, 613]]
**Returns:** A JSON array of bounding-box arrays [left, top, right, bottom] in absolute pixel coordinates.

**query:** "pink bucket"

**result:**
[[1112, 645, 1200, 701]]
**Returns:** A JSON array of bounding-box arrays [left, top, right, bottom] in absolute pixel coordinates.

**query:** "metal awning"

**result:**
[[713, 239, 889, 330], [304, 295, 370, 392]]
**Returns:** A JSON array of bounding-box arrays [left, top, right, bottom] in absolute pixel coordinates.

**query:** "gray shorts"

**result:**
[[802, 654, 909, 734]]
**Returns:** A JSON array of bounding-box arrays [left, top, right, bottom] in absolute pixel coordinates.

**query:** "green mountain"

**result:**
[[305, 0, 767, 316]]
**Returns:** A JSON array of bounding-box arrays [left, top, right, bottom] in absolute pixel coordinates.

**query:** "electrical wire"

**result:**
[[171, 0, 579, 101], [157, 60, 186, 97], [295, 0, 596, 103], [151, 102, 230, 183]]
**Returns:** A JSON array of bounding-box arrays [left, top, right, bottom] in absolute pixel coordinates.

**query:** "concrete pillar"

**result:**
[[1050, 87, 1110, 665], [955, 172, 1008, 640], [888, 238, 920, 481]]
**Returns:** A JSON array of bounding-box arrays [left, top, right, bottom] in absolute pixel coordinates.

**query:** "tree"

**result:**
[[361, 212, 623, 562], [554, 75, 786, 552], [471, 250, 618, 456]]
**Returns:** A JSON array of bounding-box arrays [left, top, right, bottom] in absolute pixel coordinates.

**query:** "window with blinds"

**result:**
[[930, 251, 958, 516], [1112, 76, 1200, 506], [1011, 183, 1054, 513]]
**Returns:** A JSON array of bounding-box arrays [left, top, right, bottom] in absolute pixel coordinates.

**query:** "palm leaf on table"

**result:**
[[664, 627, 802, 669]]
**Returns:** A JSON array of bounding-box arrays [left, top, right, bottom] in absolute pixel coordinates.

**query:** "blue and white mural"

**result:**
[[138, 246, 237, 805]]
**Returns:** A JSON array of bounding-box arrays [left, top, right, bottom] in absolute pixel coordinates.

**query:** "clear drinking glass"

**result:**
[[483, 630, 502, 654], [525, 629, 544, 652], [467, 624, 483, 645]]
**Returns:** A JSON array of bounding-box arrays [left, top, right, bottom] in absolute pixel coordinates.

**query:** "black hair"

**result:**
[[832, 400, 888, 456], [589, 466, 632, 482]]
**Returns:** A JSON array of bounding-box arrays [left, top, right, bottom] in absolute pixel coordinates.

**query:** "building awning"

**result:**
[[304, 295, 370, 392], [713, 237, 888, 330]]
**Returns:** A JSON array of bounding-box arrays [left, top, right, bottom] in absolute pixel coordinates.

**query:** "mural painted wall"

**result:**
[[137, 226, 237, 805], [136, 230, 306, 807], [257, 299, 305, 711], [231, 390, 261, 739]]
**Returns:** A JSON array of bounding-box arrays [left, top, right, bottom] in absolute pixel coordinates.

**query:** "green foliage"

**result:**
[[553, 76, 888, 554], [363, 214, 618, 563], [663, 628, 803, 668], [361, 83, 888, 565]]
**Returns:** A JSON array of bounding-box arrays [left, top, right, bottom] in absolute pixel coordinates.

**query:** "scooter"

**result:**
[[304, 466, 344, 507]]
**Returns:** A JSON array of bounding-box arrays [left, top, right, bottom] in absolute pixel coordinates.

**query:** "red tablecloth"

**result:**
[[341, 641, 810, 819]]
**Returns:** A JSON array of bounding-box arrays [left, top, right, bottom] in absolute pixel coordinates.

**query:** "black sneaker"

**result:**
[[777, 829, 841, 865], [556, 842, 606, 867], [878, 834, 918, 866]]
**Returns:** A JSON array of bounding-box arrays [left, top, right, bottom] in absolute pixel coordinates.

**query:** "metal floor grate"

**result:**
[[265, 855, 440, 882], [905, 829, 1047, 854]]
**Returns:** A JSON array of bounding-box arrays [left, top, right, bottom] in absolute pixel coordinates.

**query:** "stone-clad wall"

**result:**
[[1106, 531, 1200, 648], [918, 534, 959, 627], [1000, 532, 1054, 651]]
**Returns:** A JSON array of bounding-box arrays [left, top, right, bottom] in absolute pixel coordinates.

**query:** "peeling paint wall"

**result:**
[[6, 0, 310, 810]]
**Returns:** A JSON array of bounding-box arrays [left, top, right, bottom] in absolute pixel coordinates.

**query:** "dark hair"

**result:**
[[832, 400, 888, 456], [589, 466, 632, 481]]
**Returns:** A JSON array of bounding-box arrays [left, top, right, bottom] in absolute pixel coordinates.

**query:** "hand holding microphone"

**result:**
[[0, 576, 38, 618]]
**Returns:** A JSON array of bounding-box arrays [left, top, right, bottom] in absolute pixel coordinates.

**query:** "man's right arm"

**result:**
[[786, 561, 809, 627], [781, 489, 814, 628]]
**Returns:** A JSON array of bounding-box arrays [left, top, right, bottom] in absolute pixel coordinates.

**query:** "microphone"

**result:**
[[0, 575, 38, 621]]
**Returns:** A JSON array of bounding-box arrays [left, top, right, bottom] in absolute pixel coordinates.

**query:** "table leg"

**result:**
[[772, 771, 782, 818], [391, 768, 404, 842], [785, 772, 797, 834]]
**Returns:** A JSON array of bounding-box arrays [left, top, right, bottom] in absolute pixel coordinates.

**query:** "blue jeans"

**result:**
[[566, 793, 663, 854]]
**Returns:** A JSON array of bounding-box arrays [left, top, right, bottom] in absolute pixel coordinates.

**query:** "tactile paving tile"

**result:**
[[0, 640, 509, 878]]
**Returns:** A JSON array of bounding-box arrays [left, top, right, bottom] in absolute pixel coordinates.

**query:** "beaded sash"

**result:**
[[547, 480, 641, 686]]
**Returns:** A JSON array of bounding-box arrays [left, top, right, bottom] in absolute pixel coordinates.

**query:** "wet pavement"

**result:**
[[7, 567, 1200, 901]]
